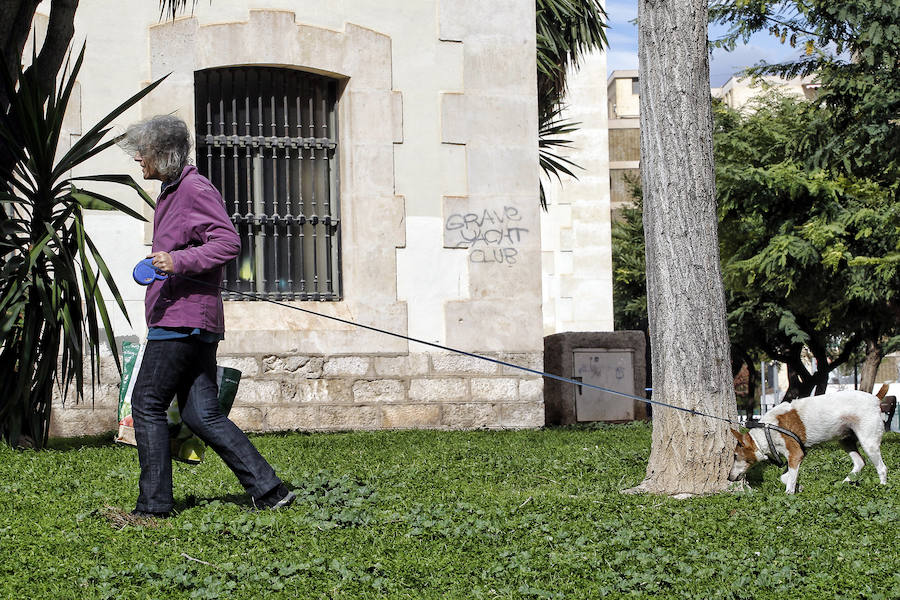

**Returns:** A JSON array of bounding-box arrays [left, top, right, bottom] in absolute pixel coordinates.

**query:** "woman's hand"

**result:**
[[147, 251, 174, 274]]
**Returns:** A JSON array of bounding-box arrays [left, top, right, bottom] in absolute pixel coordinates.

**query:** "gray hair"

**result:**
[[119, 115, 192, 181]]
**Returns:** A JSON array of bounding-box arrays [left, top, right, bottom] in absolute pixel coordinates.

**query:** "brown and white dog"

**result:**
[[728, 389, 888, 493]]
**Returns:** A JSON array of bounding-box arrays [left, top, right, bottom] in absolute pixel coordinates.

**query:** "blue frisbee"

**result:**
[[133, 258, 168, 285]]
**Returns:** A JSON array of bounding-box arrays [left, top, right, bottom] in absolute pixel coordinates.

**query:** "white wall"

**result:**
[[540, 49, 614, 335], [607, 69, 640, 119]]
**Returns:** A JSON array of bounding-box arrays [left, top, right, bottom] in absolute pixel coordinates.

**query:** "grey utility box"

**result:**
[[544, 331, 647, 425]]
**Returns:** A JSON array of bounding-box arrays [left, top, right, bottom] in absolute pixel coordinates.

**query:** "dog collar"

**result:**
[[745, 420, 805, 467]]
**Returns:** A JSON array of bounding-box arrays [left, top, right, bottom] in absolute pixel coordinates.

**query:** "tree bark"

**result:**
[[740, 360, 758, 419], [0, 0, 41, 96], [783, 368, 813, 399], [0, 0, 78, 176], [24, 0, 79, 102], [859, 338, 885, 395], [629, 0, 736, 496]]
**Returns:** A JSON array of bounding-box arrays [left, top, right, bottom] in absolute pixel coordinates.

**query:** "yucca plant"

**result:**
[[0, 44, 165, 449]]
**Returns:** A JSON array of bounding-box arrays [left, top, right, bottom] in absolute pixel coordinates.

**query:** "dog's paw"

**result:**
[[727, 480, 753, 494], [843, 471, 863, 484]]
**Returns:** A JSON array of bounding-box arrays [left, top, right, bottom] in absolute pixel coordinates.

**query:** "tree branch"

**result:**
[[22, 0, 78, 101], [763, 15, 818, 38], [828, 332, 861, 371], [0, 0, 39, 58], [0, 0, 40, 111]]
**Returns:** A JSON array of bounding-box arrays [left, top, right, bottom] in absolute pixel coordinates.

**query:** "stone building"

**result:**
[[540, 51, 614, 335], [46, 0, 546, 436]]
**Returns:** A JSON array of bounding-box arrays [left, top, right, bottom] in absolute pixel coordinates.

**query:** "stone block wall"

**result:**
[[540, 50, 614, 335], [49, 349, 543, 437]]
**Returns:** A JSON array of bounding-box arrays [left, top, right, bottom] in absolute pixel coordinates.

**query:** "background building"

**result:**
[[606, 69, 640, 220], [711, 74, 820, 109], [604, 70, 820, 222]]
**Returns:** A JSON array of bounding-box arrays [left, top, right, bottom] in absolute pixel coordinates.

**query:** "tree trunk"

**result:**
[[859, 338, 885, 395], [0, 0, 42, 102], [25, 0, 79, 102], [812, 372, 829, 395], [629, 0, 736, 496], [782, 367, 802, 400], [0, 0, 78, 177], [742, 360, 758, 419], [783, 362, 814, 400]]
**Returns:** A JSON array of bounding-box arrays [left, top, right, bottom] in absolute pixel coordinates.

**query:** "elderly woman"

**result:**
[[120, 115, 294, 517]]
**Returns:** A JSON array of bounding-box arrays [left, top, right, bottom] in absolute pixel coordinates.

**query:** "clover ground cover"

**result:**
[[2, 423, 899, 599]]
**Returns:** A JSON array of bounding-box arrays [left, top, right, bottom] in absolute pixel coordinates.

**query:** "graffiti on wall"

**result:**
[[444, 206, 528, 265]]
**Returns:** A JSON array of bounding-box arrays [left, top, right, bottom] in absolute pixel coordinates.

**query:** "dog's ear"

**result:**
[[730, 428, 743, 445]]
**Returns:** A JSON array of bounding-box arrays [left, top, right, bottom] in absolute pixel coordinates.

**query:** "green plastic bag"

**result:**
[[115, 341, 241, 464]]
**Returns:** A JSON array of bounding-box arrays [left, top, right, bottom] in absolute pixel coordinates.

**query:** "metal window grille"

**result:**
[[194, 67, 342, 301]]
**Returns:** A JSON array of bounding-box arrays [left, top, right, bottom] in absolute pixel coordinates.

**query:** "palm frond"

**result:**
[[538, 106, 584, 209]]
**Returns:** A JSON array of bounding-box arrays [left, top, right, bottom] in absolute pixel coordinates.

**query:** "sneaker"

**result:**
[[253, 483, 296, 510], [130, 509, 171, 519]]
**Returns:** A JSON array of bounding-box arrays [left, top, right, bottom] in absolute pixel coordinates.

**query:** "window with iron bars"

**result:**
[[194, 66, 342, 301]]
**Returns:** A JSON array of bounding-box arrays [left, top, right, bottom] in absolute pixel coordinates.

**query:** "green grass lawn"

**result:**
[[3, 423, 900, 599]]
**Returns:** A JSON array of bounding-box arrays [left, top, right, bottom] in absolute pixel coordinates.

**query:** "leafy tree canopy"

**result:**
[[716, 91, 900, 396], [612, 91, 900, 401], [709, 0, 900, 183]]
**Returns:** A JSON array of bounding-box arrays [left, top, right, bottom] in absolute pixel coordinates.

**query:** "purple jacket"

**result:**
[[145, 165, 240, 333]]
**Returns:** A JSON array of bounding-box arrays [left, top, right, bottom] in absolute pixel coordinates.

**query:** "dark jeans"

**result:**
[[131, 338, 281, 513]]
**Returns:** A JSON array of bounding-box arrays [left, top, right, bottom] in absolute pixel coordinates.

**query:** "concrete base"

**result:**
[[544, 331, 646, 425]]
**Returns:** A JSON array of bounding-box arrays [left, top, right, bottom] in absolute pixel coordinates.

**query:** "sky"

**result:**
[[604, 0, 808, 87]]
